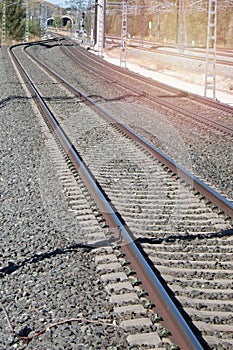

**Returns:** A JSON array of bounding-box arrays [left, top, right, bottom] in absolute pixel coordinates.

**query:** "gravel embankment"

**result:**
[[0, 47, 130, 350], [104, 45, 233, 101], [1, 42, 232, 350], [30, 43, 233, 201]]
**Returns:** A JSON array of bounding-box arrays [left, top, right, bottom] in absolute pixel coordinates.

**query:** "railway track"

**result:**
[[106, 35, 233, 67], [32, 36, 233, 201], [49, 35, 233, 133], [2, 40, 232, 349]]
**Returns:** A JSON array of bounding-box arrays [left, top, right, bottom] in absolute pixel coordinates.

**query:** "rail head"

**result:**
[[16, 40, 233, 219], [9, 40, 231, 350]]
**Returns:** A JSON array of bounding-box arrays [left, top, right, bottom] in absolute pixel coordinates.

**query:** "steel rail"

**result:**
[[58, 42, 233, 135], [50, 32, 233, 116], [10, 42, 205, 350], [106, 35, 233, 66], [23, 42, 233, 219], [131, 45, 233, 67]]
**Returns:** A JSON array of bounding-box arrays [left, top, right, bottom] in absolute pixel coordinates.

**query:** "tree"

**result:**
[[104, 0, 233, 48], [6, 0, 26, 40], [52, 16, 62, 29], [29, 18, 40, 38]]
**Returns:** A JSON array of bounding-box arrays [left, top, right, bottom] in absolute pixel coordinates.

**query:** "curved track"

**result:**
[[107, 35, 233, 67], [38, 36, 233, 201], [8, 40, 233, 350], [54, 36, 233, 135]]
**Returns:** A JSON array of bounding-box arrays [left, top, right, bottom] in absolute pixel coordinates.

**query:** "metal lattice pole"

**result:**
[[96, 0, 104, 56], [25, 0, 29, 42], [156, 1, 161, 42], [1, 0, 6, 45], [179, 0, 186, 53], [204, 0, 217, 100], [40, 3, 47, 38], [120, 0, 127, 67], [89, 0, 95, 47]]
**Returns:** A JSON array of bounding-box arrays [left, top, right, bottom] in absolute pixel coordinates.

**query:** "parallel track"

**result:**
[[9, 41, 233, 350], [22, 41, 233, 216], [106, 35, 233, 67], [52, 36, 233, 136]]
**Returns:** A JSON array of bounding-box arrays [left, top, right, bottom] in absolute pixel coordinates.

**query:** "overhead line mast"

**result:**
[[95, 0, 106, 56], [25, 0, 29, 42], [204, 0, 217, 100], [120, 0, 127, 67], [179, 0, 186, 53], [40, 2, 47, 38], [1, 0, 6, 45]]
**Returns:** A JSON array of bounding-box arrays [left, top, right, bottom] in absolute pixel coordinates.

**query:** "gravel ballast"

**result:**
[[0, 47, 132, 349], [29, 43, 233, 201], [1, 41, 232, 350]]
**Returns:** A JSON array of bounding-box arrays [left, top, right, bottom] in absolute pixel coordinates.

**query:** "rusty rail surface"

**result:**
[[22, 42, 233, 219], [9, 41, 232, 349]]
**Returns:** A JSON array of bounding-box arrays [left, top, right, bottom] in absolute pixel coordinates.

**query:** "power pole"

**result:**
[[120, 0, 127, 67], [204, 0, 217, 100], [176, 0, 179, 45], [1, 0, 6, 45], [179, 0, 186, 53], [25, 0, 29, 42], [40, 3, 47, 38], [96, 0, 105, 56], [94, 0, 98, 45], [156, 1, 161, 42], [77, 0, 81, 32]]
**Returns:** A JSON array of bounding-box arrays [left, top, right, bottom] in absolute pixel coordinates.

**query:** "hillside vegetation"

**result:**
[[106, 0, 233, 48], [1, 0, 233, 47]]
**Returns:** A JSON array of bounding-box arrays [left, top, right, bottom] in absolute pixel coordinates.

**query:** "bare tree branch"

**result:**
[[0, 301, 119, 343]]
